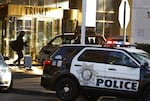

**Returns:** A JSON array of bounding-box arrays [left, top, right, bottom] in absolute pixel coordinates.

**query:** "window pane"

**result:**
[[30, 0, 38, 6], [16, 20, 23, 31], [38, 0, 44, 6], [105, 0, 114, 11], [11, 0, 29, 5], [51, 37, 62, 45], [108, 51, 124, 65], [44, 0, 57, 7], [108, 51, 137, 67], [0, 0, 7, 3], [78, 50, 107, 63], [96, 13, 103, 20], [25, 20, 31, 30], [97, 0, 104, 11], [57, 0, 69, 9]]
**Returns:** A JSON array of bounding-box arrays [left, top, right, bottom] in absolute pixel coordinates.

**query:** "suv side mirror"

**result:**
[[141, 62, 149, 67]]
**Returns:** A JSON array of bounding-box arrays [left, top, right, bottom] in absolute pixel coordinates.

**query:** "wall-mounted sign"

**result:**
[[8, 4, 63, 18]]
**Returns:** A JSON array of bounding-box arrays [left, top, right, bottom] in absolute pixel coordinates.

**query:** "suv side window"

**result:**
[[108, 51, 138, 67], [78, 49, 138, 67], [62, 36, 77, 44], [51, 35, 76, 45], [52, 46, 84, 60], [78, 50, 107, 63], [51, 37, 63, 45], [108, 51, 124, 65]]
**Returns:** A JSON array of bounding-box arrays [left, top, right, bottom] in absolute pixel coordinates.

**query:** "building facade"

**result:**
[[131, 0, 150, 44], [0, 0, 132, 61]]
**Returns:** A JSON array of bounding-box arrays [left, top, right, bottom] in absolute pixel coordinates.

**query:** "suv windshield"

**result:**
[[131, 52, 150, 66]]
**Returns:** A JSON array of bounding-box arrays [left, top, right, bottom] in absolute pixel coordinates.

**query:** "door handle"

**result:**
[[108, 68, 116, 71], [74, 64, 82, 67]]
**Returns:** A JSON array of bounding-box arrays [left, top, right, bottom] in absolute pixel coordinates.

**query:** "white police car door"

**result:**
[[70, 48, 107, 87], [104, 50, 140, 92]]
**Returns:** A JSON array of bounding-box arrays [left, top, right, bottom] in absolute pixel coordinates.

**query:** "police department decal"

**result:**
[[96, 77, 139, 92], [77, 63, 97, 85], [76, 64, 139, 92]]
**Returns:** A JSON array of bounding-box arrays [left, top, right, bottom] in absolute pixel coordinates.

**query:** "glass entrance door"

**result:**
[[16, 19, 32, 56], [36, 18, 62, 55]]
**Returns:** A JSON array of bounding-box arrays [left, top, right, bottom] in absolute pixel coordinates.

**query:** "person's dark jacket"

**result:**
[[16, 35, 24, 51], [10, 31, 28, 51]]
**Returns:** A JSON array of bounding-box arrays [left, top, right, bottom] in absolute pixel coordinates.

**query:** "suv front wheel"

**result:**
[[56, 78, 79, 101]]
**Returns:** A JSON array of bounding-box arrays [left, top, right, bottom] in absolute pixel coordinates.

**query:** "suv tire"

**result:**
[[56, 78, 79, 101]]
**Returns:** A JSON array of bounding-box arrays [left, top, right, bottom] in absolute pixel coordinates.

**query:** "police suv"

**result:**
[[41, 45, 150, 101]]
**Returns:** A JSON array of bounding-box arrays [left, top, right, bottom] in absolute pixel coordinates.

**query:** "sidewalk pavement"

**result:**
[[7, 59, 43, 75], [9, 62, 56, 94], [10, 65, 43, 75]]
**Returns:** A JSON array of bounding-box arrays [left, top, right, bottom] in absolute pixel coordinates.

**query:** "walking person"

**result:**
[[11, 31, 26, 67]]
